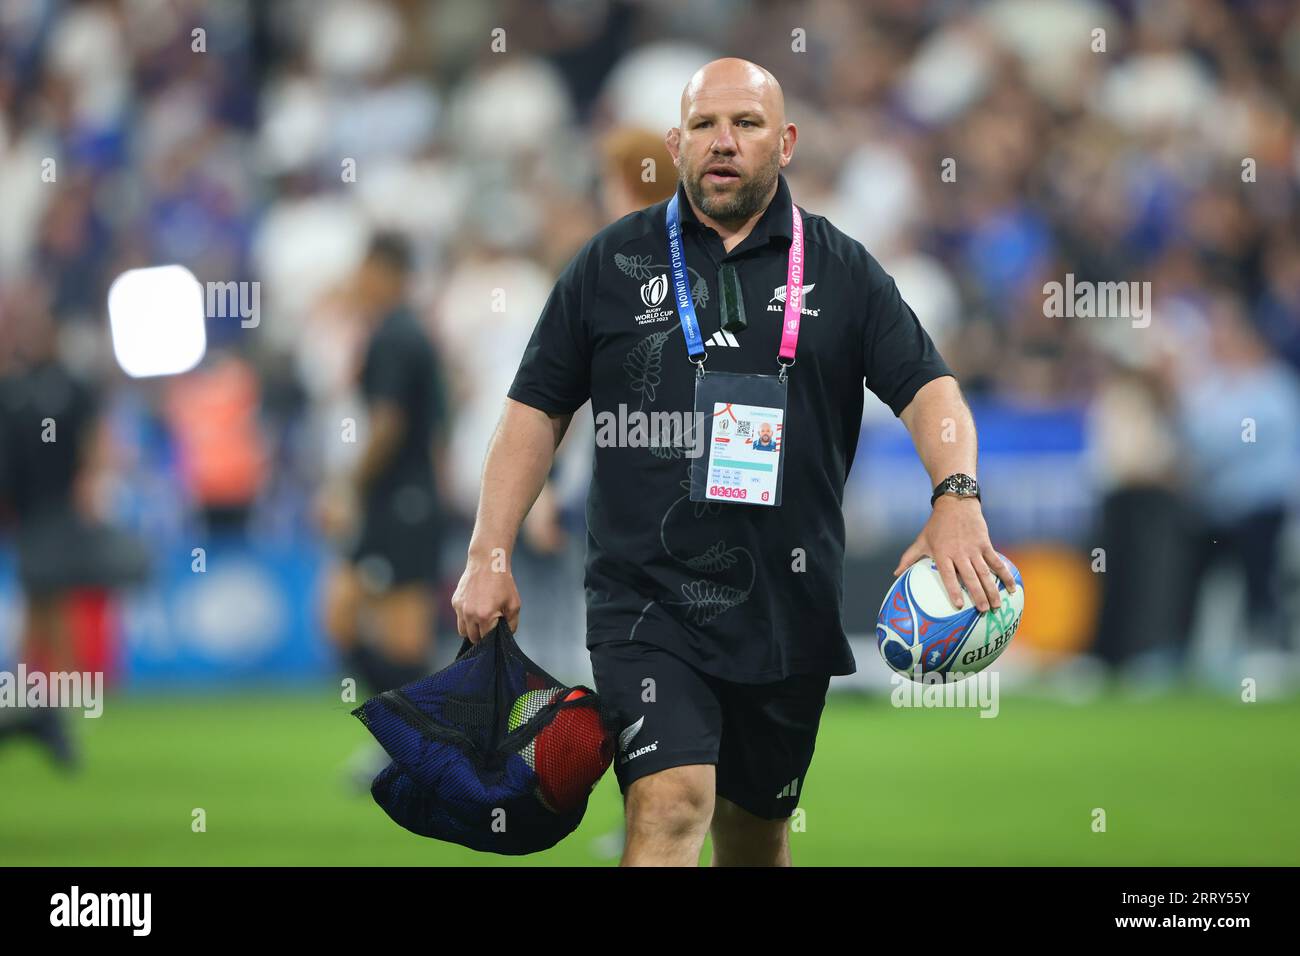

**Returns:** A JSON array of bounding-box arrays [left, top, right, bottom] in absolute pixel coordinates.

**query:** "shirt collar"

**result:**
[[674, 172, 795, 247]]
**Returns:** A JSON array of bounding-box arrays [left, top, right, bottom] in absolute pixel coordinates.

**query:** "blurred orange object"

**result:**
[[1002, 544, 1100, 658], [164, 354, 267, 510]]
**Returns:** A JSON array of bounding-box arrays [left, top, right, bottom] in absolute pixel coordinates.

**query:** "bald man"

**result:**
[[454, 58, 1014, 865]]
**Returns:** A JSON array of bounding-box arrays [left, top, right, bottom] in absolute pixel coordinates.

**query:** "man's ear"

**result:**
[[779, 122, 798, 167], [665, 127, 681, 163]]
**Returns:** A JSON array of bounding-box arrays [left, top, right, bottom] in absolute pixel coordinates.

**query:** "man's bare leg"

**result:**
[[11, 593, 78, 767], [322, 564, 363, 652], [622, 764, 715, 866], [371, 585, 433, 666], [709, 795, 790, 866]]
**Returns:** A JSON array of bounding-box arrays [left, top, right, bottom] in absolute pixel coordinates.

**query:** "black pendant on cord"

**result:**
[[718, 263, 747, 333]]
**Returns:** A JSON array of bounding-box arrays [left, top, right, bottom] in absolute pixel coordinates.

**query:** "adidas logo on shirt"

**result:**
[[776, 777, 800, 799], [705, 329, 741, 348]]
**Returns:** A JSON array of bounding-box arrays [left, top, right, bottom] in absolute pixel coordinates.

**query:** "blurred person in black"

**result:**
[[0, 303, 147, 768], [1088, 358, 1187, 678], [318, 233, 450, 707]]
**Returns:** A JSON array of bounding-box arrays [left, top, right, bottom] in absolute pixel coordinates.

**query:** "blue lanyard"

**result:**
[[665, 193, 706, 361]]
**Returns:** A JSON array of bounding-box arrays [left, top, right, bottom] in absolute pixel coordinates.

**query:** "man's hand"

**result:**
[[893, 497, 1017, 612], [451, 549, 522, 643], [451, 399, 568, 643]]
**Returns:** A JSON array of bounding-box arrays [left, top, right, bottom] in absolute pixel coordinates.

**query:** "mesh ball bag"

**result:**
[[352, 619, 616, 855]]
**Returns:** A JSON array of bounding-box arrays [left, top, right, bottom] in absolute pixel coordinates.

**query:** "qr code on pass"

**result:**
[[736, 421, 751, 437]]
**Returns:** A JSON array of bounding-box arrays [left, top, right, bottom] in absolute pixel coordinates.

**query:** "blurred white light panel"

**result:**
[[107, 265, 207, 378]]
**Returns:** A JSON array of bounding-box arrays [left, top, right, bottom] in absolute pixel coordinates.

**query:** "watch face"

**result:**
[[943, 475, 978, 497], [932, 474, 979, 505]]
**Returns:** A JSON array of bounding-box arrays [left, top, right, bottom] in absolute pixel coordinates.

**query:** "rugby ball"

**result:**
[[876, 555, 1024, 680]]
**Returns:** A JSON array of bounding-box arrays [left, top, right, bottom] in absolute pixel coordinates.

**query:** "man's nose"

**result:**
[[711, 125, 738, 152]]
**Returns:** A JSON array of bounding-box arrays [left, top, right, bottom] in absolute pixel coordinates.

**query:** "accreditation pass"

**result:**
[[704, 402, 784, 505]]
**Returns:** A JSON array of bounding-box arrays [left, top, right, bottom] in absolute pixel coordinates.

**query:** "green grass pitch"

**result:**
[[1, 689, 1296, 866]]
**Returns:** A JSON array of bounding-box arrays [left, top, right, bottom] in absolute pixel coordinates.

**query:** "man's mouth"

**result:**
[[702, 165, 742, 184]]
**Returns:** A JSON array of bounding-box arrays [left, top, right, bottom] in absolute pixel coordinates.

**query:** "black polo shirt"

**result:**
[[509, 173, 952, 683], [358, 306, 446, 507]]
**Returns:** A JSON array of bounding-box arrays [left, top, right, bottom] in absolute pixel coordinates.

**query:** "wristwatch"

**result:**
[[931, 473, 980, 507]]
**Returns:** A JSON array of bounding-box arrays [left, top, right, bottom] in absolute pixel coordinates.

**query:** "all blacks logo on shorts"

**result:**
[[634, 273, 676, 325]]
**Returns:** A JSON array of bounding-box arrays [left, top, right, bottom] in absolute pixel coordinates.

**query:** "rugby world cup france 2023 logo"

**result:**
[[641, 273, 668, 309], [876, 556, 1025, 680]]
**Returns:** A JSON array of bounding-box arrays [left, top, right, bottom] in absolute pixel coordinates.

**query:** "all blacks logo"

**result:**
[[768, 282, 820, 317]]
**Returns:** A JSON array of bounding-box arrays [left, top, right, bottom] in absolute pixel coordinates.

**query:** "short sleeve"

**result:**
[[863, 254, 953, 416], [507, 244, 592, 415]]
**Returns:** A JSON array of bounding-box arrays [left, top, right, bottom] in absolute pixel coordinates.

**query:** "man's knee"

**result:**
[[322, 567, 361, 648], [710, 797, 790, 866], [373, 586, 433, 662], [623, 764, 715, 862]]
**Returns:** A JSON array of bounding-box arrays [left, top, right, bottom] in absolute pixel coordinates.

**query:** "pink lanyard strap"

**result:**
[[777, 205, 805, 367]]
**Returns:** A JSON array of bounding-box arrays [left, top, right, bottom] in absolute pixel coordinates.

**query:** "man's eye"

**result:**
[[738, 120, 753, 128]]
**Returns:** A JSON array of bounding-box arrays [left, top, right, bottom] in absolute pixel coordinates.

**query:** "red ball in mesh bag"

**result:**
[[532, 689, 614, 814]]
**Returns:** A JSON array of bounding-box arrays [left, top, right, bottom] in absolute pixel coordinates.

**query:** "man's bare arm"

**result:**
[[453, 398, 574, 640], [898, 376, 976, 486], [894, 376, 1016, 611], [355, 401, 406, 493]]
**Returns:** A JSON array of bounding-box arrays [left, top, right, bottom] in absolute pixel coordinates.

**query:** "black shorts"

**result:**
[[16, 511, 150, 598], [590, 638, 831, 820], [348, 484, 442, 593]]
